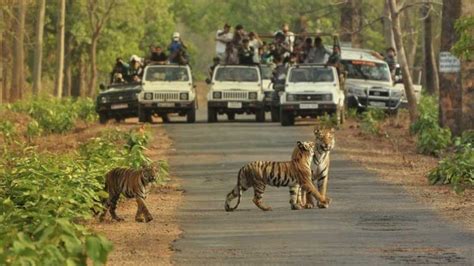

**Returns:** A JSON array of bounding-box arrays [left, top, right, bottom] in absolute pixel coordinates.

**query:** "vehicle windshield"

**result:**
[[260, 65, 273, 80], [215, 67, 259, 82], [145, 67, 189, 82], [288, 68, 334, 83], [342, 60, 391, 82]]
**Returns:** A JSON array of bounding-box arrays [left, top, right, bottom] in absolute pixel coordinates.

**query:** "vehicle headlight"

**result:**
[[180, 92, 189, 100], [144, 92, 153, 100], [287, 94, 295, 101], [391, 89, 404, 98], [348, 86, 366, 97], [248, 92, 257, 100], [213, 91, 222, 99], [100, 96, 107, 103], [322, 94, 332, 101]]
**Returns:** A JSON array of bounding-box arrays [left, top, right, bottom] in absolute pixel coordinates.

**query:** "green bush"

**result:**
[[411, 95, 452, 156], [317, 113, 338, 128], [360, 108, 385, 136], [0, 127, 167, 264]]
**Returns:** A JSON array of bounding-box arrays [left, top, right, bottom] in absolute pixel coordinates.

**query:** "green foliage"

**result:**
[[0, 127, 167, 265], [411, 95, 452, 156], [346, 108, 359, 119], [360, 108, 385, 136], [452, 16, 474, 60], [0, 121, 16, 143], [317, 113, 338, 128]]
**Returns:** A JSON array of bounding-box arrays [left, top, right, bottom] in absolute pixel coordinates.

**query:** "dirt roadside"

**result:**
[[335, 115, 473, 231]]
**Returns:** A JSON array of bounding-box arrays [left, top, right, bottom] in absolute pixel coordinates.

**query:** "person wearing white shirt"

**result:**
[[274, 23, 295, 52], [248, 32, 263, 63], [216, 23, 234, 60]]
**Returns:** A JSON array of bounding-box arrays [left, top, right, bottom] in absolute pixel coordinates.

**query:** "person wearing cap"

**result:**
[[279, 23, 295, 52], [232, 24, 247, 49], [216, 23, 234, 60], [168, 32, 186, 54], [168, 32, 189, 64], [128, 55, 144, 82], [238, 38, 255, 65], [305, 37, 330, 64], [110, 57, 130, 83]]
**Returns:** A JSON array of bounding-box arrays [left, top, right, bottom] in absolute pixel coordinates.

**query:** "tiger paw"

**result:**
[[145, 216, 154, 223], [112, 216, 124, 222], [291, 204, 302, 210], [135, 217, 145, 223], [304, 203, 314, 209], [317, 198, 331, 208]]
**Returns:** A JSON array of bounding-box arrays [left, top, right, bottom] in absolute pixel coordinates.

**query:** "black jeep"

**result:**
[[95, 83, 142, 124]]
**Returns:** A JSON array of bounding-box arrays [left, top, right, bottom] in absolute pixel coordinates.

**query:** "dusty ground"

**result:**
[[336, 113, 473, 231]]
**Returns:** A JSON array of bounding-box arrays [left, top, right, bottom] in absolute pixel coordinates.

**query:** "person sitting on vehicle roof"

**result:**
[[298, 37, 313, 63], [305, 37, 330, 64], [371, 47, 397, 77], [271, 32, 291, 61], [224, 42, 239, 65], [168, 32, 189, 64], [110, 57, 130, 83], [238, 39, 255, 65], [275, 23, 295, 52], [128, 55, 144, 82], [209, 57, 220, 79], [216, 23, 234, 60], [232, 24, 247, 49], [260, 42, 274, 65], [149, 45, 168, 65], [112, 73, 126, 84]]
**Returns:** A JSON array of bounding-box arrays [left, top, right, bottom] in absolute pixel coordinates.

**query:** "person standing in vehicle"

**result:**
[[248, 32, 263, 63], [280, 23, 295, 52], [238, 39, 255, 65], [232, 24, 247, 49], [371, 47, 397, 77], [305, 37, 330, 64], [224, 42, 239, 65], [215, 23, 233, 60], [128, 55, 143, 82], [110, 57, 129, 83]]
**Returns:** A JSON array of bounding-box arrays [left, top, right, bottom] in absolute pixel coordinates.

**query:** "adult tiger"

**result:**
[[224, 141, 329, 211], [300, 127, 335, 209], [99, 165, 156, 223]]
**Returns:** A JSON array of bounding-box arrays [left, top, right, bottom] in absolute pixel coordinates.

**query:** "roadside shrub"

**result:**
[[317, 113, 338, 128], [411, 95, 452, 156], [346, 108, 358, 119], [72, 98, 98, 123], [360, 108, 385, 136], [0, 120, 16, 143]]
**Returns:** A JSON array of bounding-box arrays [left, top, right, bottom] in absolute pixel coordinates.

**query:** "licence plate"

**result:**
[[369, 101, 386, 107], [300, 103, 318, 109], [158, 102, 175, 107], [110, 104, 128, 110], [228, 102, 242, 109]]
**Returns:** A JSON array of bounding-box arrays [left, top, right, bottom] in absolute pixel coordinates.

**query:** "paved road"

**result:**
[[163, 110, 473, 265]]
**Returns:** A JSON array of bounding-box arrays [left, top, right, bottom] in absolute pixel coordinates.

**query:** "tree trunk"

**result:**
[[54, 0, 66, 98], [32, 0, 46, 96], [459, 0, 474, 132], [383, 0, 396, 49], [439, 0, 462, 136], [88, 35, 98, 97], [1, 11, 10, 103], [421, 2, 439, 95], [388, 0, 418, 124], [63, 33, 73, 97], [340, 0, 352, 45], [11, 0, 26, 102], [351, 0, 363, 48]]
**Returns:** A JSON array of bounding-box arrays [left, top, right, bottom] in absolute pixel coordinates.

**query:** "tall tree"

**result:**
[[1, 8, 10, 103], [388, 0, 418, 123], [439, 0, 462, 135], [87, 0, 117, 97], [340, 0, 363, 47], [421, 2, 439, 95], [11, 0, 26, 101], [32, 0, 46, 96], [54, 0, 66, 98], [383, 0, 395, 49]]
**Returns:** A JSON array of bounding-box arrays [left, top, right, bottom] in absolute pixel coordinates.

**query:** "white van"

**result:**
[[206, 65, 265, 122], [279, 65, 344, 126], [138, 64, 196, 123]]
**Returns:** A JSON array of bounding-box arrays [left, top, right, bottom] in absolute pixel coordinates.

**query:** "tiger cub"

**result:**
[[225, 141, 329, 212], [99, 165, 156, 223], [299, 128, 335, 209]]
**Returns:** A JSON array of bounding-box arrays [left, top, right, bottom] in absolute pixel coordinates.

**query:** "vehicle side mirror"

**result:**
[[205, 78, 211, 84], [99, 83, 106, 91]]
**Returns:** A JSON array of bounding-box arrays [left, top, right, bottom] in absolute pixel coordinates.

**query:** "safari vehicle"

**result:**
[[261, 64, 274, 112], [96, 82, 142, 124], [341, 48, 403, 112], [393, 64, 422, 107], [279, 65, 345, 126], [138, 64, 196, 123], [206, 65, 265, 122]]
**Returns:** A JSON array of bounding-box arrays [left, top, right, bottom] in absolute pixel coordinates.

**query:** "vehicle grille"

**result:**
[[294, 94, 328, 101], [222, 91, 248, 100], [154, 92, 179, 101], [108, 93, 136, 102], [368, 88, 389, 97]]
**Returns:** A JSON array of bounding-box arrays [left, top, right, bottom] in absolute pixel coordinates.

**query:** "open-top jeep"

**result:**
[[96, 82, 142, 124], [279, 65, 345, 126], [138, 64, 196, 123], [206, 65, 265, 122]]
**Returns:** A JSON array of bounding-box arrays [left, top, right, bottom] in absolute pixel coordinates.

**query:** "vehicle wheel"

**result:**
[[115, 117, 124, 123], [227, 113, 235, 121], [138, 106, 149, 123], [187, 107, 196, 123], [99, 113, 108, 124], [270, 107, 280, 122], [161, 114, 169, 123], [280, 109, 294, 126], [255, 109, 265, 122], [208, 107, 217, 123]]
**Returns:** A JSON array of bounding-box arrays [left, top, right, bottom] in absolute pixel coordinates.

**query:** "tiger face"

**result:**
[[296, 141, 315, 159], [142, 165, 157, 183], [313, 128, 335, 152]]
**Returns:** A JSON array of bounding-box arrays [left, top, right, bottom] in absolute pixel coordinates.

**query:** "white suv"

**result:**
[[207, 65, 265, 122], [279, 65, 344, 126], [138, 64, 196, 123]]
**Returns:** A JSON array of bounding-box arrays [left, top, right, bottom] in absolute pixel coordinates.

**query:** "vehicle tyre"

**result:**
[[208, 107, 217, 123], [270, 107, 280, 122], [161, 114, 169, 123], [255, 108, 265, 122], [187, 107, 196, 123], [99, 113, 108, 124], [227, 113, 235, 121], [138, 106, 148, 123], [280, 109, 294, 126]]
